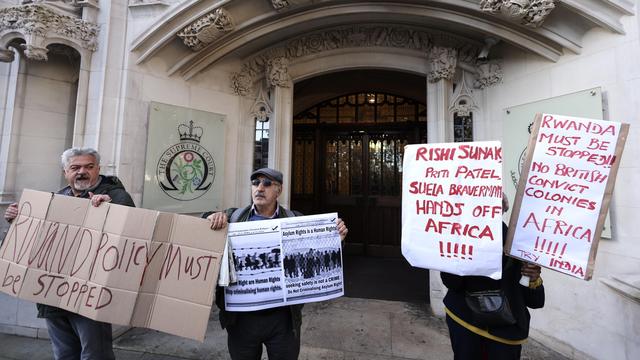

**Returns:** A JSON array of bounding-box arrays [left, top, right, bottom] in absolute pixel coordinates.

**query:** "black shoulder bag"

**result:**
[[464, 289, 516, 327], [464, 256, 517, 328]]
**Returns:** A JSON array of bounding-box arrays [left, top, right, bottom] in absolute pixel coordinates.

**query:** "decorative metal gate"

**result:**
[[292, 92, 426, 256]]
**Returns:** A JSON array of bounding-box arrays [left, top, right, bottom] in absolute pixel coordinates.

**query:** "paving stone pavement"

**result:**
[[0, 297, 568, 360]]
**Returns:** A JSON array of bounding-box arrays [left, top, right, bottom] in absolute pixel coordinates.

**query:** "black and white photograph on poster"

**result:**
[[224, 213, 344, 312], [281, 214, 344, 303], [224, 221, 286, 310]]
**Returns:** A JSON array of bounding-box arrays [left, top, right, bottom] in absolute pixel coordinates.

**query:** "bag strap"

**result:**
[[228, 206, 249, 223], [284, 206, 304, 217]]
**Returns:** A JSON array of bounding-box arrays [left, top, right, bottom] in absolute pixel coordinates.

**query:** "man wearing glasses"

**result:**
[[206, 167, 348, 360]]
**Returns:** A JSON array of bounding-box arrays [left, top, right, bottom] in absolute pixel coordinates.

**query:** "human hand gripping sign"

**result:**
[[88, 192, 111, 207], [335, 217, 348, 245], [3, 202, 18, 223]]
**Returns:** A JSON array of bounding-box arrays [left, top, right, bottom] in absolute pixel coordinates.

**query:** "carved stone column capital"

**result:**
[[0, 47, 15, 62], [474, 60, 503, 89], [266, 56, 291, 88], [480, 0, 556, 28], [22, 43, 49, 60], [427, 46, 457, 83], [177, 7, 234, 51]]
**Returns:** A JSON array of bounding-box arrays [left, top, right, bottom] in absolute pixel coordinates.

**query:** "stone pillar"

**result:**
[[473, 60, 504, 141], [0, 49, 20, 206], [85, 0, 128, 175], [265, 56, 294, 208], [426, 46, 456, 143], [425, 46, 457, 316], [72, 55, 92, 146]]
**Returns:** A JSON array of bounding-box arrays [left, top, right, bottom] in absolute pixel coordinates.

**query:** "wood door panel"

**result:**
[[292, 126, 424, 257]]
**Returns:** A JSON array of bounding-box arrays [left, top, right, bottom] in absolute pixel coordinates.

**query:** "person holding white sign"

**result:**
[[3, 147, 135, 360], [205, 168, 348, 360], [440, 195, 545, 360]]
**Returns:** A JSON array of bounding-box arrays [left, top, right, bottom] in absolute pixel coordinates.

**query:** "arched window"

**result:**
[[453, 99, 473, 142], [254, 116, 269, 169], [251, 86, 273, 170], [293, 92, 426, 125], [292, 92, 426, 198]]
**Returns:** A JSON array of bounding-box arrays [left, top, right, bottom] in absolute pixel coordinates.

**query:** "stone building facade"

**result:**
[[0, 1, 638, 359]]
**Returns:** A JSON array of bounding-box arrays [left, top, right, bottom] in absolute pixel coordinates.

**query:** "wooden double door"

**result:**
[[291, 126, 425, 257]]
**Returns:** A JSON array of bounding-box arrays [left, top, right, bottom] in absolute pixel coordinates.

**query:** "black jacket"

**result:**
[[440, 223, 545, 341], [205, 205, 303, 336], [37, 175, 135, 318]]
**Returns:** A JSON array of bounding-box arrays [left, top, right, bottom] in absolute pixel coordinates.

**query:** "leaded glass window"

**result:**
[[254, 119, 269, 170], [454, 112, 473, 142]]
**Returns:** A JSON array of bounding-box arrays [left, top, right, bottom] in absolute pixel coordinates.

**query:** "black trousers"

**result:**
[[226, 307, 300, 360], [446, 314, 522, 360]]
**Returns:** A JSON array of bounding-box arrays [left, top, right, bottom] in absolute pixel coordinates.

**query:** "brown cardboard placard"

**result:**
[[0, 190, 226, 341]]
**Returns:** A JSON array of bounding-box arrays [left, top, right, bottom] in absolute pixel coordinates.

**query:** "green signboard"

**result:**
[[502, 87, 611, 237]]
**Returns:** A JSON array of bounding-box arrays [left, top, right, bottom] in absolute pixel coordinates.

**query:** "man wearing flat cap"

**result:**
[[206, 167, 348, 360]]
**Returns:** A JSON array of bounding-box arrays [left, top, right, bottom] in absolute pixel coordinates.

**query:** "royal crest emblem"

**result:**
[[157, 120, 216, 201]]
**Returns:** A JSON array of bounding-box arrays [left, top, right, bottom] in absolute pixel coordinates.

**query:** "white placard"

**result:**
[[401, 142, 504, 279], [506, 114, 628, 280]]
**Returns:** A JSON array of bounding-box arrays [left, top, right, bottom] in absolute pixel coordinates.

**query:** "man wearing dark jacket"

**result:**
[[206, 168, 348, 360], [3, 147, 134, 360]]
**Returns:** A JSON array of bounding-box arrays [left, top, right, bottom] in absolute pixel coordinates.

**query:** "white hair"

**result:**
[[61, 147, 101, 169]]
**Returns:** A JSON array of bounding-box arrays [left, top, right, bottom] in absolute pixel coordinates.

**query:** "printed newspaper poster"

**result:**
[[401, 142, 504, 279], [506, 113, 629, 280], [224, 213, 344, 311]]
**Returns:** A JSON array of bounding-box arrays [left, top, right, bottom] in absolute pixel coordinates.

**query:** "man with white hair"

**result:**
[[3, 147, 134, 360]]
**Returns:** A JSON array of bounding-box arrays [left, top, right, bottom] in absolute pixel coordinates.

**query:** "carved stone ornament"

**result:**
[[177, 7, 234, 51], [0, 47, 15, 62], [231, 71, 253, 96], [0, 4, 99, 61], [480, 0, 556, 28], [427, 46, 457, 83], [230, 24, 480, 95], [270, 0, 290, 10], [266, 56, 291, 88], [23, 44, 49, 60], [21, 1, 99, 16], [474, 60, 503, 89], [250, 85, 273, 122], [449, 71, 478, 117]]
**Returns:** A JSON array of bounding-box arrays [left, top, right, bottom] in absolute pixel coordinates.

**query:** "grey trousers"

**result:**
[[46, 314, 115, 360]]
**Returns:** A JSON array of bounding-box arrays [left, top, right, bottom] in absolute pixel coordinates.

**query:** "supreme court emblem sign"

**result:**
[[143, 102, 226, 212]]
